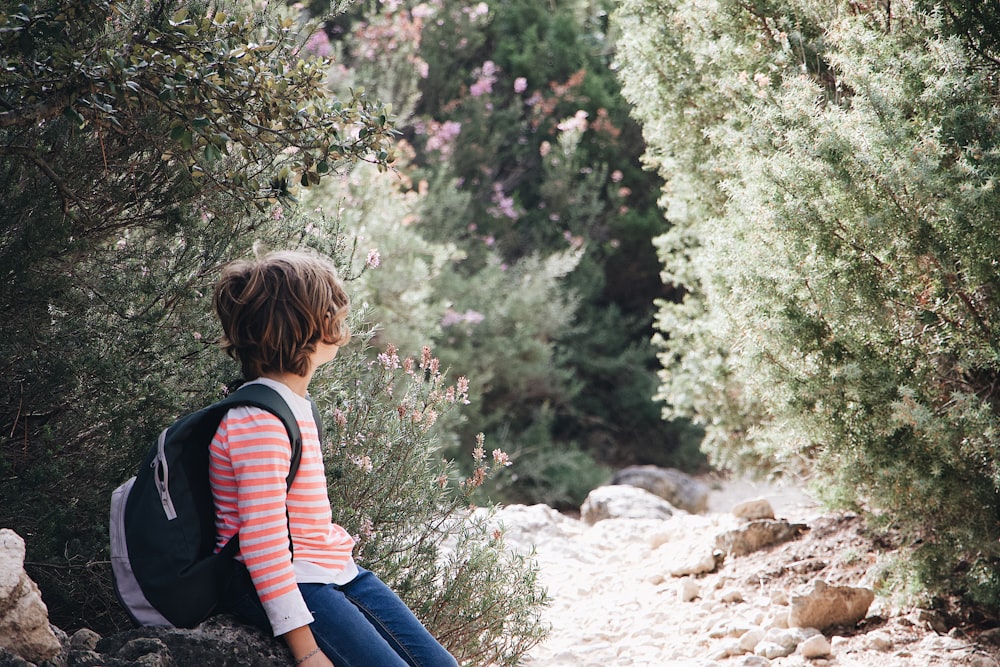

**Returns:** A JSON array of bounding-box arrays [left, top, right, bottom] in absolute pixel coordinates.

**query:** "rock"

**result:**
[[914, 608, 948, 634], [979, 627, 1000, 645], [738, 628, 765, 653], [610, 466, 710, 514], [797, 633, 832, 658], [678, 578, 701, 602], [68, 628, 100, 651], [661, 543, 721, 577], [92, 615, 291, 666], [580, 485, 675, 525], [736, 656, 770, 667], [788, 580, 875, 631], [731, 498, 775, 521], [755, 640, 793, 659], [863, 630, 894, 651], [715, 520, 808, 557], [719, 588, 743, 604], [0, 530, 62, 664], [765, 626, 819, 651]]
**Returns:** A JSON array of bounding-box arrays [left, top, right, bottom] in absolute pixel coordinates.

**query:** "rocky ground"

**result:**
[[5, 474, 1000, 667], [492, 475, 1000, 667]]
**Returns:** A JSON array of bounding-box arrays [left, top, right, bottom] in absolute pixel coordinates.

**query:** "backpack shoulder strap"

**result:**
[[211, 384, 304, 489]]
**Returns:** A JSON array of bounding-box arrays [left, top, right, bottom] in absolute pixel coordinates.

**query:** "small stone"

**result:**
[[118, 637, 170, 662], [864, 630, 893, 651], [679, 578, 701, 602], [797, 634, 832, 658], [755, 640, 794, 659], [69, 628, 101, 651], [719, 588, 744, 604], [68, 649, 106, 667], [732, 498, 775, 521], [739, 628, 766, 653]]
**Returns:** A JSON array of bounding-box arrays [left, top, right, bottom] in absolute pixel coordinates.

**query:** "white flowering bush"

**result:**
[[313, 324, 548, 666], [615, 0, 1000, 606]]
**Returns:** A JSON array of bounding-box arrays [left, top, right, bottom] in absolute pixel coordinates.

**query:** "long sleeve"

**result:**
[[210, 407, 313, 636]]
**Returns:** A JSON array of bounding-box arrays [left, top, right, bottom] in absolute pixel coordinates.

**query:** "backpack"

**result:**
[[110, 382, 321, 628]]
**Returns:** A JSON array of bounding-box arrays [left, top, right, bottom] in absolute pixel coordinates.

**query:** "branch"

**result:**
[[0, 93, 75, 129], [0, 145, 91, 219]]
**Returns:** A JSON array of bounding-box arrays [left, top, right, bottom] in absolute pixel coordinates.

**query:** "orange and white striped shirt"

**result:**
[[209, 378, 357, 636]]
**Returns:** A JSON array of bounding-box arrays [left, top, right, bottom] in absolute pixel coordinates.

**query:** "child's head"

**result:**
[[213, 249, 350, 379]]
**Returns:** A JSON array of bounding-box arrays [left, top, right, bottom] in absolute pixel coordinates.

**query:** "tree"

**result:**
[[615, 0, 1000, 605], [1, 3, 548, 659]]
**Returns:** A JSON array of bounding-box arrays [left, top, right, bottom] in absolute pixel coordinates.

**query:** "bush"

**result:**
[[615, 0, 1000, 605], [0, 1, 549, 657]]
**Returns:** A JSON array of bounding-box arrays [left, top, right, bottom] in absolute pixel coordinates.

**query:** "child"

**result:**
[[209, 249, 458, 667]]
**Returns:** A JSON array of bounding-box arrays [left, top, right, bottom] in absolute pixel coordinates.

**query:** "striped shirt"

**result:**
[[209, 378, 357, 636]]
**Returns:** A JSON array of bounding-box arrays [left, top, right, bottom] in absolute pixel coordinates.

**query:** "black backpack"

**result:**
[[110, 383, 320, 628]]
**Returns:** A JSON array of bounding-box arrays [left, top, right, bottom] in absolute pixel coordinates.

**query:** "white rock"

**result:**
[[737, 656, 771, 666], [732, 498, 776, 521], [739, 628, 766, 653], [797, 633, 832, 658], [755, 640, 794, 659], [719, 588, 744, 603], [679, 578, 701, 602], [660, 540, 721, 577], [0, 530, 61, 664], [580, 485, 676, 524], [778, 626, 821, 647]]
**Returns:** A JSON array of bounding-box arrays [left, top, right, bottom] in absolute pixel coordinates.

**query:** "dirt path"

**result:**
[[494, 477, 1000, 667]]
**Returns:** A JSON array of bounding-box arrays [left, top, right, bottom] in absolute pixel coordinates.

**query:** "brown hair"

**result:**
[[213, 249, 350, 379]]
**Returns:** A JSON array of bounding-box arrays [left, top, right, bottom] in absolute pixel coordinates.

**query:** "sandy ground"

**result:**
[[500, 475, 1000, 667]]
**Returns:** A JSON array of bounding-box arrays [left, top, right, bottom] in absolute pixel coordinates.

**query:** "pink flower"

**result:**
[[514, 77, 527, 93], [366, 248, 381, 268], [492, 449, 511, 467]]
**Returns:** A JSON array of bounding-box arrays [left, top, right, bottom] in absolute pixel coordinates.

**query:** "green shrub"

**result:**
[[615, 0, 1000, 605], [0, 1, 549, 657]]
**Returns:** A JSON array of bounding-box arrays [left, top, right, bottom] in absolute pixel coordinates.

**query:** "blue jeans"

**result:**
[[224, 567, 457, 667]]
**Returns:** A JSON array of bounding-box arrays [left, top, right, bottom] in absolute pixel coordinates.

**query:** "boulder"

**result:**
[[0, 530, 61, 664], [580, 485, 675, 525], [610, 466, 710, 514], [788, 580, 875, 631], [715, 519, 807, 557]]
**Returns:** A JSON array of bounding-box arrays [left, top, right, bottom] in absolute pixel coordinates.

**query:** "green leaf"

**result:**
[[63, 106, 86, 129], [204, 143, 221, 163], [169, 7, 188, 25]]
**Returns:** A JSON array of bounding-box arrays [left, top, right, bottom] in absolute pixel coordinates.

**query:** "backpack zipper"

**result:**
[[152, 428, 178, 520]]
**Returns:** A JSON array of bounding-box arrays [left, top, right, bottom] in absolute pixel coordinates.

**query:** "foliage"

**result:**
[[301, 151, 464, 356], [312, 317, 548, 665], [323, 0, 690, 491], [615, 0, 1000, 605], [0, 0, 549, 655]]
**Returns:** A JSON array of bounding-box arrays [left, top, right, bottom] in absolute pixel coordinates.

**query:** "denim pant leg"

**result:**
[[302, 569, 458, 667]]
